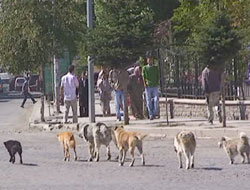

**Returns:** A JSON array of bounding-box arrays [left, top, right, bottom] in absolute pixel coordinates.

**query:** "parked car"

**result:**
[[15, 77, 25, 91]]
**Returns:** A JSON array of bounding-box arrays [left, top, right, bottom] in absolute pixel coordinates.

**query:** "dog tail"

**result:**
[[83, 124, 90, 142], [240, 132, 249, 144], [136, 133, 147, 140]]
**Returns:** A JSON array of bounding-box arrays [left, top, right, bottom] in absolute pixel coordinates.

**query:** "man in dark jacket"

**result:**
[[20, 76, 36, 108], [78, 71, 89, 117], [201, 65, 222, 124]]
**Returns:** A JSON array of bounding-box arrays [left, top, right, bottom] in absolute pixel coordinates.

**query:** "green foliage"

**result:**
[[146, 0, 180, 22], [82, 0, 154, 68], [195, 12, 241, 69], [0, 0, 86, 74]]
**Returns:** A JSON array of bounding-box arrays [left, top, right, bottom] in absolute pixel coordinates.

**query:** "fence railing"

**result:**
[[162, 80, 250, 100]]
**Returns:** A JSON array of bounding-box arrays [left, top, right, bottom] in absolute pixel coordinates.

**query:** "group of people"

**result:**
[[59, 55, 160, 124], [18, 55, 222, 125]]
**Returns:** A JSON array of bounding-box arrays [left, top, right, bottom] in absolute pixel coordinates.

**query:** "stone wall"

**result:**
[[159, 98, 250, 120]]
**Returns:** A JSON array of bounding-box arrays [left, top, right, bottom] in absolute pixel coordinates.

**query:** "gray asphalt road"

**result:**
[[1, 100, 250, 190], [0, 99, 34, 131], [1, 131, 250, 190]]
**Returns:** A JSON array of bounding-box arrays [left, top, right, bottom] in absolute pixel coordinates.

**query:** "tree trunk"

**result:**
[[124, 88, 129, 125], [221, 72, 226, 127]]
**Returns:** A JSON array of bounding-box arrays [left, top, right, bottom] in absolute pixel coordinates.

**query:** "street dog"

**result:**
[[218, 132, 250, 164], [113, 126, 147, 167], [3, 140, 23, 164], [79, 122, 116, 162], [57, 131, 77, 161], [174, 131, 196, 169]]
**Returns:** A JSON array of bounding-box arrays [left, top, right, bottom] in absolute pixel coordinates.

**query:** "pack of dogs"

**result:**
[[3, 122, 250, 169]]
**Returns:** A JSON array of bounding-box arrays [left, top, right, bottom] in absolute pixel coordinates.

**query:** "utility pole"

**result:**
[[87, 0, 95, 123], [54, 56, 60, 113]]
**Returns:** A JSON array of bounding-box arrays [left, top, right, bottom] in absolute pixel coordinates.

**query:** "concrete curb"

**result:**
[[28, 120, 250, 139]]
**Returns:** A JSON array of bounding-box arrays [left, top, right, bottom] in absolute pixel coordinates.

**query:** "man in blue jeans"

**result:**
[[142, 56, 159, 120], [109, 68, 129, 121]]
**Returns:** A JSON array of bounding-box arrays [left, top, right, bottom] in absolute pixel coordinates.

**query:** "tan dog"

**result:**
[[218, 132, 250, 164], [57, 131, 77, 161], [113, 126, 147, 167], [174, 131, 196, 169]]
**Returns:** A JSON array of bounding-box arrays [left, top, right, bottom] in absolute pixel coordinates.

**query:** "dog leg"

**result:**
[[246, 152, 250, 164], [121, 149, 126, 166], [184, 151, 190, 169], [177, 151, 183, 169], [73, 147, 77, 161], [19, 152, 23, 164], [137, 144, 145, 166], [9, 153, 12, 162], [94, 144, 100, 162], [190, 154, 194, 168], [65, 145, 70, 161], [88, 143, 94, 162], [12, 155, 15, 164], [106, 145, 111, 160], [129, 147, 135, 167], [119, 148, 123, 166], [240, 152, 245, 164]]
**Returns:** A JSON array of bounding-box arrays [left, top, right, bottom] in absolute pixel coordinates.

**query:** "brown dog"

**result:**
[[113, 126, 147, 167], [57, 131, 77, 161]]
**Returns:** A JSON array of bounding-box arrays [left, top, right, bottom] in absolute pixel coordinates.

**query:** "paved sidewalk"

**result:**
[[28, 96, 250, 139]]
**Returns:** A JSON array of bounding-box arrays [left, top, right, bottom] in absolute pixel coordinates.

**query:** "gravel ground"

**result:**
[[0, 130, 250, 190]]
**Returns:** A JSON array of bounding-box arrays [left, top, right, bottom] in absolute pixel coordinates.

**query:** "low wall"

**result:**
[[159, 98, 250, 120]]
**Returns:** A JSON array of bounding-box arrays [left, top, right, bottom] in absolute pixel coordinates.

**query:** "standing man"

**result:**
[[127, 66, 144, 119], [78, 70, 89, 117], [60, 65, 79, 123], [201, 65, 222, 124], [97, 70, 112, 116], [109, 68, 129, 122], [142, 55, 159, 120], [20, 76, 37, 108]]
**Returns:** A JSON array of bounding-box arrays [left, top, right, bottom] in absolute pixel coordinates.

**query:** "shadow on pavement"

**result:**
[[22, 163, 39, 167], [197, 167, 222, 171]]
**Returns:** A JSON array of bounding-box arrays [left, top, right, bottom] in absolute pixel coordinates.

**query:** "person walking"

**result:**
[[20, 76, 37, 108], [127, 66, 144, 119], [109, 68, 129, 121], [201, 65, 222, 124], [78, 70, 89, 117], [97, 70, 112, 116], [60, 65, 79, 123], [142, 55, 159, 120]]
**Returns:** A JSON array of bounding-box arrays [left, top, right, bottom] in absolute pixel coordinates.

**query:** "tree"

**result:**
[[0, 0, 86, 74], [82, 0, 154, 68]]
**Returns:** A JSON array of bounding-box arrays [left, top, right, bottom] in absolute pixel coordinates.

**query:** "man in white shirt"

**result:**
[[60, 65, 79, 123]]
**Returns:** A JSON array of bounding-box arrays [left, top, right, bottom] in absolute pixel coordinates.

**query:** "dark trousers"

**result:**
[[21, 93, 36, 107], [79, 105, 89, 117]]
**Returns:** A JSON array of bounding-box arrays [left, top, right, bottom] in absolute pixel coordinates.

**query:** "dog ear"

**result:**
[[56, 134, 59, 137], [114, 126, 118, 131], [121, 125, 124, 129]]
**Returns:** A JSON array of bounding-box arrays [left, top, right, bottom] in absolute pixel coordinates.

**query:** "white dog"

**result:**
[[79, 122, 116, 162], [218, 132, 250, 164], [174, 131, 196, 169]]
